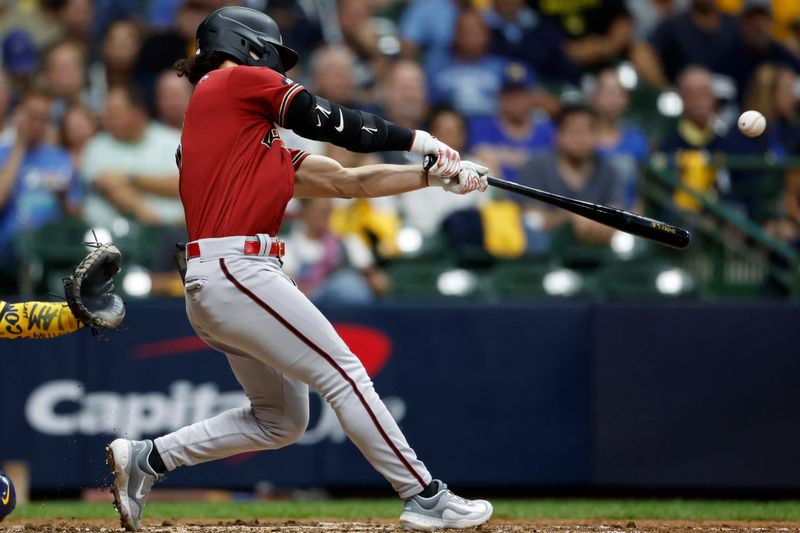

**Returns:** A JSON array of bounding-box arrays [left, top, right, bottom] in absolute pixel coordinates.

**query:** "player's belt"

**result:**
[[186, 238, 285, 259]]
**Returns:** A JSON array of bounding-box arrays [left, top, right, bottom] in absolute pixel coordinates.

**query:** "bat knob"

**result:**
[[423, 154, 437, 171]]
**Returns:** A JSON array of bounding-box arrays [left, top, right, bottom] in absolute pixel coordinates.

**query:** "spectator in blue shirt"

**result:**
[[427, 9, 513, 118], [470, 62, 555, 182], [0, 90, 82, 270], [590, 68, 649, 210], [399, 0, 460, 70]]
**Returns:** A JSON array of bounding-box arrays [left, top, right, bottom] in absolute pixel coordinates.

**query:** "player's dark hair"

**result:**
[[174, 51, 233, 85]]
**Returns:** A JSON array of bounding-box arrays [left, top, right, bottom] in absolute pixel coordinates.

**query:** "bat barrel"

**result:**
[[486, 176, 691, 249]]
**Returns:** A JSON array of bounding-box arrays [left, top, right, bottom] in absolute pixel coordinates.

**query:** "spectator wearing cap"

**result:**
[[531, 0, 633, 72], [470, 62, 555, 184], [714, 0, 800, 103], [0, 89, 82, 275], [516, 102, 624, 248], [80, 85, 183, 231], [2, 29, 38, 95], [485, 0, 578, 85], [426, 9, 513, 118], [591, 68, 649, 211]]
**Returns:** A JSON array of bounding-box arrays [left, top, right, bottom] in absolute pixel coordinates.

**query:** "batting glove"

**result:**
[[429, 160, 490, 195], [410, 130, 461, 178]]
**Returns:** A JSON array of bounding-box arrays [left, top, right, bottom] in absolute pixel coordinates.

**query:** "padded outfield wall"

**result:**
[[0, 300, 798, 492]]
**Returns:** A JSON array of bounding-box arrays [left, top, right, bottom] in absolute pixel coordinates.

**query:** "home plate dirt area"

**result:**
[[6, 520, 800, 533]]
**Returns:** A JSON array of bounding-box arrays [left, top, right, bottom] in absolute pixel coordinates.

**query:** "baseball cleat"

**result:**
[[399, 480, 493, 531], [106, 439, 162, 531]]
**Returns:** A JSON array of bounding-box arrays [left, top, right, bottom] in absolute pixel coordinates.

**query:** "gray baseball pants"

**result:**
[[153, 235, 431, 499]]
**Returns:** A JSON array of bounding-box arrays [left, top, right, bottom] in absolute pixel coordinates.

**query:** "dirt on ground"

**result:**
[[5, 519, 800, 533]]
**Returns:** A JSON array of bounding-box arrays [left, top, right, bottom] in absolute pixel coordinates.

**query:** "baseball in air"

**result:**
[[738, 110, 767, 138]]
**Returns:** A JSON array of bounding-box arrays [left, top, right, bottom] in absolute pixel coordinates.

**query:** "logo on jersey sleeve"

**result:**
[[281, 76, 294, 85], [261, 127, 281, 147]]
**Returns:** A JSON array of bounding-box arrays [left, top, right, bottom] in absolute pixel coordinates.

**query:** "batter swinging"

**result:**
[[106, 7, 492, 531]]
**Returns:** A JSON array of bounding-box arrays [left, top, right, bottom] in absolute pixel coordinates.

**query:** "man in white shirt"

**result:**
[[81, 85, 183, 231]]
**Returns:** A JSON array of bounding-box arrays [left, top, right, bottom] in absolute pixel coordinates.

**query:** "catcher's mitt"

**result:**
[[63, 243, 126, 330]]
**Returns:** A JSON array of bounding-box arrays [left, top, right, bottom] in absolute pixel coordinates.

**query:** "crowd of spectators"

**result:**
[[0, 0, 799, 300]]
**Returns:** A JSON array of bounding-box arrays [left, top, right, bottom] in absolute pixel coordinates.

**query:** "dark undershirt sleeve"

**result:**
[[284, 89, 414, 153]]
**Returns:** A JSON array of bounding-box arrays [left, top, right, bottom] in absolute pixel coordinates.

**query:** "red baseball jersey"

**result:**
[[178, 65, 309, 241]]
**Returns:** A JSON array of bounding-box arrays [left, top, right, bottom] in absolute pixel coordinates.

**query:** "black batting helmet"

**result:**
[[196, 6, 299, 74]]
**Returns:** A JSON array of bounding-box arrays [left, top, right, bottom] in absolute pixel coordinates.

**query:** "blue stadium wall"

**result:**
[[1, 300, 798, 492]]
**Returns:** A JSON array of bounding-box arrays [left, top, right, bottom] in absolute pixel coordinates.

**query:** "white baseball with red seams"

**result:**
[[738, 110, 767, 138]]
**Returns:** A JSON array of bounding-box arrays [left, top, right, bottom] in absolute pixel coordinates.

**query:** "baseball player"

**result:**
[[106, 7, 492, 531], [0, 244, 125, 339]]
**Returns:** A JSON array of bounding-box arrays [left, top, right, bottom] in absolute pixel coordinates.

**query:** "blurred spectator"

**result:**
[[661, 66, 725, 152], [43, 40, 97, 122], [261, 0, 326, 59], [531, 0, 633, 72], [396, 106, 486, 236], [60, 0, 94, 46], [283, 197, 390, 305], [714, 1, 800, 103], [0, 90, 82, 272], [748, 65, 800, 243], [135, 0, 232, 100], [0, 1, 64, 50], [399, 0, 459, 69], [590, 68, 649, 210], [88, 20, 144, 109], [2, 29, 38, 94], [377, 60, 428, 165], [309, 46, 370, 109], [638, 0, 740, 86], [516, 102, 623, 247], [81, 86, 182, 230], [717, 0, 800, 53], [154, 71, 192, 132], [337, 0, 387, 90], [146, 0, 183, 29], [626, 0, 689, 40], [0, 72, 14, 148], [485, 0, 578, 85], [470, 62, 555, 183], [426, 9, 511, 118], [58, 103, 98, 168]]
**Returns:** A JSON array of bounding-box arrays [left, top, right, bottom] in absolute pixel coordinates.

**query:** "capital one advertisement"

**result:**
[[0, 301, 593, 490]]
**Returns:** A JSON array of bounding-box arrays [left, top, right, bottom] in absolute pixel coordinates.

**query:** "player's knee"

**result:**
[[252, 405, 308, 448]]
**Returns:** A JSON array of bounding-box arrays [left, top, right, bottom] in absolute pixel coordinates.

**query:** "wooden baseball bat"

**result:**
[[487, 176, 691, 249]]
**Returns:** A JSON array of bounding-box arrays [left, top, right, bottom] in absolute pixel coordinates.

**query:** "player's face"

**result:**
[[557, 113, 597, 162]]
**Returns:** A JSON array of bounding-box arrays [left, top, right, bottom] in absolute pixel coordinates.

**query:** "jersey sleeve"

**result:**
[[227, 66, 306, 127], [288, 149, 310, 170]]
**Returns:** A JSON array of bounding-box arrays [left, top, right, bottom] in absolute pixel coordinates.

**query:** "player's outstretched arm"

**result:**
[[0, 300, 83, 339], [284, 90, 460, 179], [294, 155, 488, 199]]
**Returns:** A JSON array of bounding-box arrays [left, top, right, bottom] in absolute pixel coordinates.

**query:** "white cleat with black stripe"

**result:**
[[106, 439, 162, 531], [399, 480, 493, 531]]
